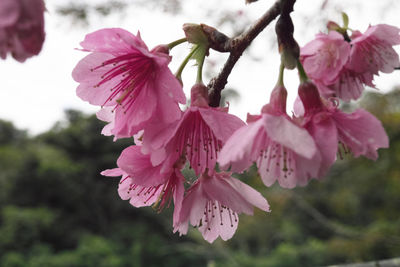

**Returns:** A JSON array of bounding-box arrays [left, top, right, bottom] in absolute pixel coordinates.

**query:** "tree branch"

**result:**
[[206, 0, 283, 107], [325, 257, 400, 267]]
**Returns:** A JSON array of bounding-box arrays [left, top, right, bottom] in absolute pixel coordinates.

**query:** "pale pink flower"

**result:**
[[0, 0, 45, 62], [174, 171, 270, 243], [301, 31, 350, 84], [348, 24, 400, 75], [143, 84, 245, 175], [219, 86, 319, 188], [72, 28, 186, 139], [298, 81, 388, 172]]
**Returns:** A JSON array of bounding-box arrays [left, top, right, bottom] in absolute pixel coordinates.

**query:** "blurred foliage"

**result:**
[[56, 0, 182, 25], [1, 88, 400, 266]]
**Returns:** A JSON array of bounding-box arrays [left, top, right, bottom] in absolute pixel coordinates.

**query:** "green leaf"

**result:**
[[342, 12, 349, 29]]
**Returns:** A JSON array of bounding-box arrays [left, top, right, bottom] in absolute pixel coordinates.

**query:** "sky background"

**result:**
[[0, 0, 399, 135]]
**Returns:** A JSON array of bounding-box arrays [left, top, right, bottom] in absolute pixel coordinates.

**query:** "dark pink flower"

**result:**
[[72, 28, 186, 139], [174, 172, 270, 243], [348, 24, 400, 75], [219, 86, 319, 188], [0, 0, 45, 62], [143, 84, 245, 175]]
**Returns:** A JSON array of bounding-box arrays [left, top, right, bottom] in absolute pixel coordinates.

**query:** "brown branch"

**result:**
[[206, 0, 283, 107], [325, 257, 400, 267]]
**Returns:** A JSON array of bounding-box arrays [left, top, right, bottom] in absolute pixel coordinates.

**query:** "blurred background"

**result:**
[[0, 0, 399, 266]]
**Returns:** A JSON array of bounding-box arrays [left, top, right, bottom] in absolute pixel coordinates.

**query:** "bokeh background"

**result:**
[[0, 0, 400, 266]]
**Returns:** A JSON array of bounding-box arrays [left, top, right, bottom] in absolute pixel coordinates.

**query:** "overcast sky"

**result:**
[[0, 0, 399, 135]]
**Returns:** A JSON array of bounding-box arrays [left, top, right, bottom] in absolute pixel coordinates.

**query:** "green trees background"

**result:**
[[0, 89, 400, 267]]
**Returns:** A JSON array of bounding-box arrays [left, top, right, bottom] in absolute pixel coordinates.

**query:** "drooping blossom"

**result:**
[[297, 81, 388, 170], [219, 85, 319, 188], [72, 28, 186, 139], [102, 145, 185, 225], [174, 171, 270, 243], [0, 0, 45, 62], [347, 24, 400, 75], [143, 83, 245, 175]]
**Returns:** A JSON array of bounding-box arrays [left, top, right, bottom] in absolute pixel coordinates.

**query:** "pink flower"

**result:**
[[298, 81, 388, 172], [102, 153, 185, 225], [0, 0, 45, 62], [72, 28, 186, 139], [301, 24, 400, 101], [301, 31, 350, 84], [174, 171, 270, 243], [143, 84, 245, 175], [219, 86, 319, 188], [321, 68, 375, 102], [348, 24, 400, 75], [330, 108, 389, 160]]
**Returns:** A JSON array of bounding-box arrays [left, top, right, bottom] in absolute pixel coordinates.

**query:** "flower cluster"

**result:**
[[73, 16, 397, 242], [73, 28, 270, 243], [0, 0, 45, 62], [301, 24, 400, 101]]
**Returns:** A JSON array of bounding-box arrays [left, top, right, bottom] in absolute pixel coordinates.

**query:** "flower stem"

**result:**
[[167, 38, 187, 49], [196, 48, 206, 84], [296, 60, 309, 83], [175, 45, 199, 80], [276, 62, 285, 86]]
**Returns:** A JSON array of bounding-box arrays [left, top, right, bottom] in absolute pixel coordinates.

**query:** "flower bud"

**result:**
[[182, 23, 208, 45]]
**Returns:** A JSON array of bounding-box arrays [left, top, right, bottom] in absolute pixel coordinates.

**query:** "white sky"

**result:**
[[0, 0, 399, 135]]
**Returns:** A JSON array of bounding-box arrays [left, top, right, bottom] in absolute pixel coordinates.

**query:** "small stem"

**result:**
[[296, 60, 308, 83], [207, 0, 282, 107], [167, 37, 187, 49], [175, 45, 199, 80], [276, 62, 285, 86], [196, 48, 206, 84]]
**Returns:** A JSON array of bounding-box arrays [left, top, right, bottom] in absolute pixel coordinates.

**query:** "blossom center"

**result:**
[[92, 52, 155, 112]]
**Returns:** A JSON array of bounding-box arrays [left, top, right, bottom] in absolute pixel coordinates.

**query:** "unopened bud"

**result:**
[[183, 23, 208, 45], [327, 21, 341, 32]]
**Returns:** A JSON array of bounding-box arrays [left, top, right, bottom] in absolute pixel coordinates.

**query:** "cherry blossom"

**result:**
[[72, 28, 186, 139], [174, 171, 270, 243], [219, 86, 319, 188], [298, 81, 388, 174], [0, 0, 45, 62], [143, 84, 245, 175]]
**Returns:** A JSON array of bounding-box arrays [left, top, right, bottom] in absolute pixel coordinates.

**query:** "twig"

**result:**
[[325, 257, 400, 267], [206, 0, 283, 107]]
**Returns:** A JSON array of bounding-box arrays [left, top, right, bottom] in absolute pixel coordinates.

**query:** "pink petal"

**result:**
[[79, 28, 148, 54], [331, 109, 389, 160], [218, 118, 266, 172], [117, 145, 169, 187], [264, 114, 317, 159], [0, 0, 19, 27], [225, 176, 270, 212], [101, 168, 124, 177], [199, 107, 246, 142]]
